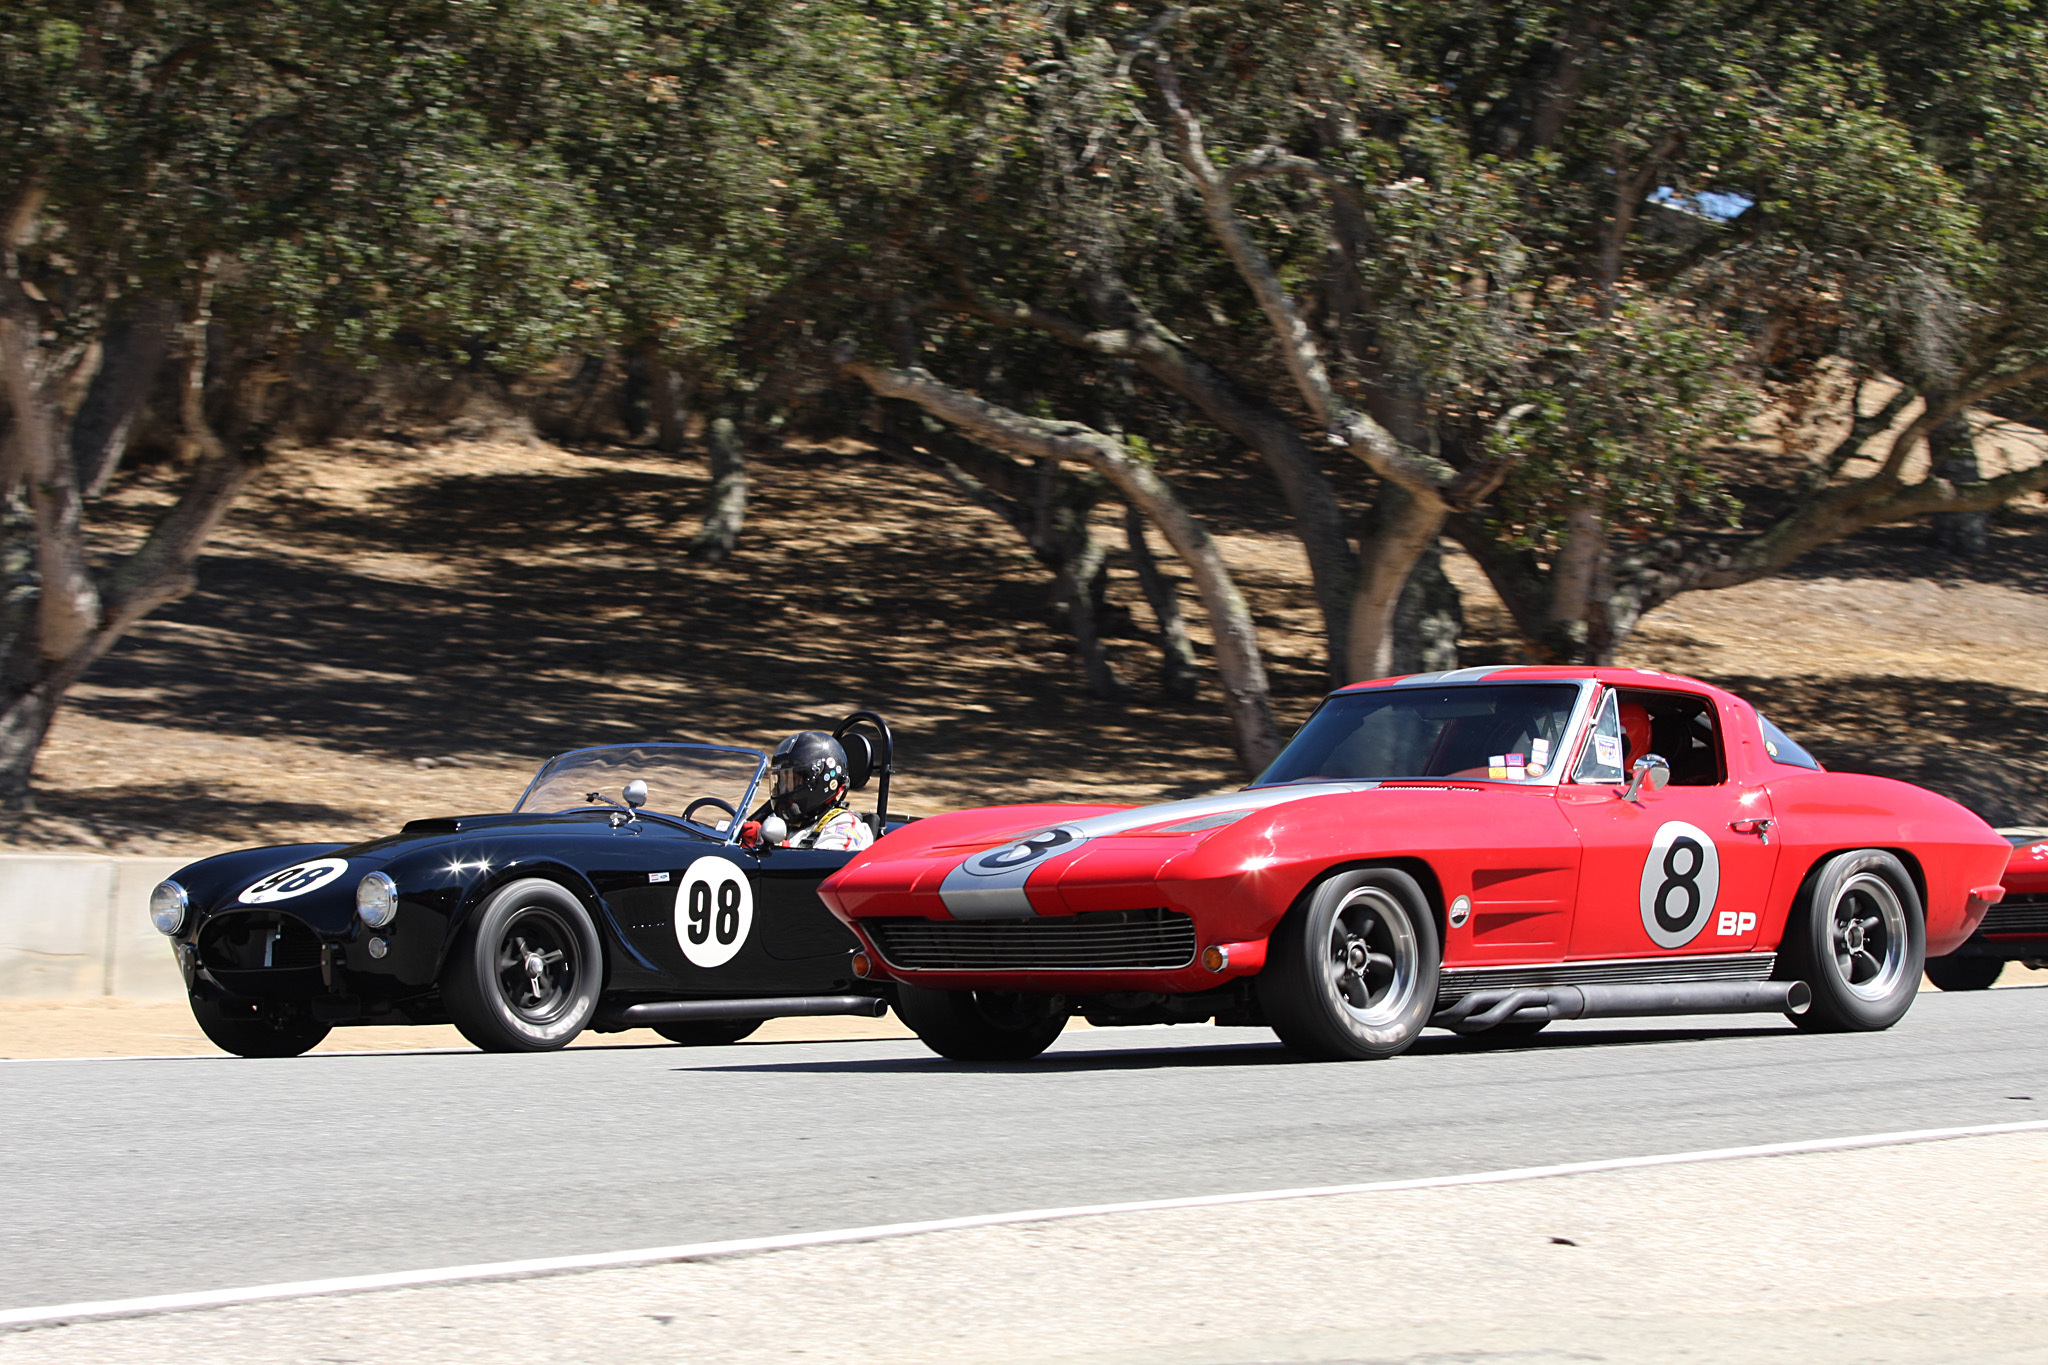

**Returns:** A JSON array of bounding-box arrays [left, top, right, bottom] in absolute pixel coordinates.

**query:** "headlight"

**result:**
[[149, 881, 188, 936], [356, 872, 400, 929]]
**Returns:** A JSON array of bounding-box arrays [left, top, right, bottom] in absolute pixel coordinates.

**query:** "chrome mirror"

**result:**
[[1622, 754, 1671, 803], [622, 779, 648, 810], [759, 813, 788, 846]]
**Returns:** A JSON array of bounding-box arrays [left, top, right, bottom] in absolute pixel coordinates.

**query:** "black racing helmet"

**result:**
[[769, 730, 850, 822]]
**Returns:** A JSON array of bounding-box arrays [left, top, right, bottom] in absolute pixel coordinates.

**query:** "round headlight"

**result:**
[[149, 880, 188, 936], [356, 871, 399, 929]]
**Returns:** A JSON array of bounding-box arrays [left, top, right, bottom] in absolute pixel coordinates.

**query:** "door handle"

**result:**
[[1729, 818, 1775, 844]]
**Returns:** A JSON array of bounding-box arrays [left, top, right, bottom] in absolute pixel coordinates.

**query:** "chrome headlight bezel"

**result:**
[[149, 880, 189, 936], [356, 871, 400, 929]]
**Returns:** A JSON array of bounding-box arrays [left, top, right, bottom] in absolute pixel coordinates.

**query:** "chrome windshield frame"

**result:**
[[1249, 677, 1600, 789]]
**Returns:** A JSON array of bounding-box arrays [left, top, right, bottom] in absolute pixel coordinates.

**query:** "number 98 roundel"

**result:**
[[1637, 821, 1721, 948], [675, 858, 754, 968]]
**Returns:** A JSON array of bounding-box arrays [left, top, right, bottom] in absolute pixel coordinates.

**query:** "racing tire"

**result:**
[[893, 984, 1068, 1061], [1783, 850, 1925, 1032], [1924, 955, 2004, 992], [654, 1019, 763, 1046], [442, 878, 603, 1052], [190, 996, 331, 1058], [1258, 867, 1440, 1062]]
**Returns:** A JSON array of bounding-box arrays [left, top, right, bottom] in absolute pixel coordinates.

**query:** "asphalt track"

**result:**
[[6, 987, 2047, 1313]]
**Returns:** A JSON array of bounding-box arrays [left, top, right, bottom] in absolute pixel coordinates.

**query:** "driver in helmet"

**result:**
[[743, 731, 874, 852]]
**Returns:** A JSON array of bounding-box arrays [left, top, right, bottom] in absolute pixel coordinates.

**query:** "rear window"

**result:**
[[1757, 714, 1822, 770]]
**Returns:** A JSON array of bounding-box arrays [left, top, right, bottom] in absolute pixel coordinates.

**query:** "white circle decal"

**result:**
[[239, 857, 350, 904], [962, 825, 1083, 878], [1638, 821, 1720, 948], [676, 857, 754, 968]]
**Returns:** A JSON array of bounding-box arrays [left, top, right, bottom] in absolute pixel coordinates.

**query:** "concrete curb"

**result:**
[[0, 854, 192, 1001]]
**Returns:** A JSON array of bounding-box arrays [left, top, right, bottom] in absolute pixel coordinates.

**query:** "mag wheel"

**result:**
[[1924, 955, 2003, 992], [654, 1019, 763, 1046], [1258, 867, 1440, 1062], [894, 984, 1067, 1061], [1786, 850, 1924, 1032], [443, 878, 602, 1052], [190, 996, 331, 1057]]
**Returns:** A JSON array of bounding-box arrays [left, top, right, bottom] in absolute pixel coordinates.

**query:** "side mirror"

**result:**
[[759, 813, 788, 846], [1622, 754, 1671, 803], [622, 779, 648, 810]]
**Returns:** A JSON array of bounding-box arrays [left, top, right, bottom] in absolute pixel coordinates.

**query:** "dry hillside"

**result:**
[[15, 423, 2048, 856]]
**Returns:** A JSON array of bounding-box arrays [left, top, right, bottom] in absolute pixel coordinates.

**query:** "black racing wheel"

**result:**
[[443, 878, 603, 1052], [683, 797, 739, 828], [655, 1019, 762, 1046], [1783, 849, 1925, 1031], [1258, 867, 1440, 1061], [189, 996, 331, 1058], [1925, 955, 2003, 991], [894, 985, 1068, 1061]]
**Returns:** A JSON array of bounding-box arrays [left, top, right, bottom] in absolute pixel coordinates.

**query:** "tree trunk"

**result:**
[[1928, 409, 1988, 556], [842, 355, 1283, 772], [690, 410, 749, 564], [1050, 530, 1124, 699], [1346, 486, 1448, 680], [647, 351, 689, 454], [1125, 504, 1200, 701], [1390, 543, 1463, 675], [71, 300, 174, 496]]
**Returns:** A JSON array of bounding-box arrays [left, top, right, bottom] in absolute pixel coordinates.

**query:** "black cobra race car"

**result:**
[[146, 714, 903, 1056]]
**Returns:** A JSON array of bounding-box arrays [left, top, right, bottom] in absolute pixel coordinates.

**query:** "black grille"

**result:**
[[1979, 896, 2048, 937], [1436, 953, 1775, 1009], [199, 913, 324, 971], [866, 910, 1198, 971]]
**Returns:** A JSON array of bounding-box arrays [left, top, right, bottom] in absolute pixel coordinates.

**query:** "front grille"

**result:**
[[199, 913, 325, 971], [866, 909, 1198, 971], [1979, 896, 2048, 938], [1436, 953, 1775, 1009]]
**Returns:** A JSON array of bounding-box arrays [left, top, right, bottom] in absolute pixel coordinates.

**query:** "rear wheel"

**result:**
[[190, 997, 331, 1058], [1258, 867, 1440, 1062], [1785, 850, 1924, 1032], [894, 984, 1067, 1061], [1925, 956, 2003, 992], [443, 878, 603, 1052], [654, 1019, 763, 1046]]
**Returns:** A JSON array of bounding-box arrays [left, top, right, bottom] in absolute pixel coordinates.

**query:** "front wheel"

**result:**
[[1925, 955, 2003, 992], [1258, 867, 1440, 1061], [1785, 850, 1925, 1032], [655, 1019, 762, 1046], [443, 878, 603, 1052], [190, 996, 331, 1058], [894, 984, 1067, 1061]]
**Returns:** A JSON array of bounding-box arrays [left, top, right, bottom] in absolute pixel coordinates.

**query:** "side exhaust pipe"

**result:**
[[598, 994, 888, 1029], [1433, 980, 1811, 1033]]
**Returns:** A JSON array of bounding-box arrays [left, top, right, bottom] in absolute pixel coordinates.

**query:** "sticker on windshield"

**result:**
[[1595, 734, 1624, 770], [239, 858, 350, 904], [676, 857, 753, 968], [1638, 821, 1720, 948]]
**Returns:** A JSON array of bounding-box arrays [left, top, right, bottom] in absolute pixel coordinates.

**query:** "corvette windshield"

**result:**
[[1252, 684, 1584, 786], [515, 744, 765, 827]]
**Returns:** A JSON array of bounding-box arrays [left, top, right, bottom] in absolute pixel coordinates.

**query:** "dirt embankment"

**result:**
[[16, 430, 2048, 856]]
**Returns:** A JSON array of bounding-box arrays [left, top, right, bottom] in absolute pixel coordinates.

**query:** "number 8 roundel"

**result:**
[[1637, 820, 1721, 948], [676, 858, 754, 968]]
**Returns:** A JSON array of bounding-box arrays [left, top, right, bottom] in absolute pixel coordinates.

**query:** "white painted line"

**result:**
[[7, 1117, 2048, 1331]]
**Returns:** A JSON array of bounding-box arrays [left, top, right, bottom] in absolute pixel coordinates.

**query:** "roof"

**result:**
[[1335, 664, 1744, 701]]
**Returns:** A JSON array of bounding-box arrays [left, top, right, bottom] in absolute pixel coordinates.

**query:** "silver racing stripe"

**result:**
[[936, 782, 1379, 919]]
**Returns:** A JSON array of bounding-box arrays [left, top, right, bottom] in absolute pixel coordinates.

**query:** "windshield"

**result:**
[[515, 744, 766, 831], [1252, 683, 1586, 786]]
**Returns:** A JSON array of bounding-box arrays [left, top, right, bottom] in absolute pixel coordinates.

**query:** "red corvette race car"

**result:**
[[820, 666, 2012, 1062], [1925, 830, 2048, 991]]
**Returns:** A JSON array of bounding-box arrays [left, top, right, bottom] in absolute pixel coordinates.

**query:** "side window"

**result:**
[[1573, 691, 1628, 784], [1757, 713, 1822, 770], [1623, 689, 1726, 786]]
